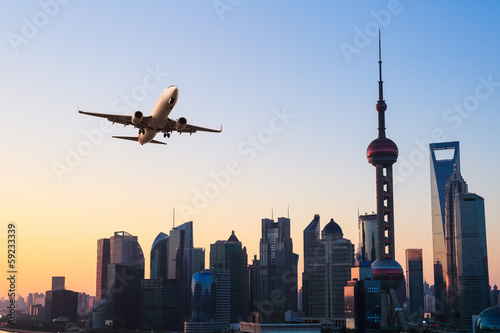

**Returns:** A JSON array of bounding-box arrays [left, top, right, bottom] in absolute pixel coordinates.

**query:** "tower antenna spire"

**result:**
[[376, 29, 387, 138]]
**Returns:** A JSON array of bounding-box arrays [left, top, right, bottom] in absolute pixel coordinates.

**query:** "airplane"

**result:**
[[78, 85, 221, 145]]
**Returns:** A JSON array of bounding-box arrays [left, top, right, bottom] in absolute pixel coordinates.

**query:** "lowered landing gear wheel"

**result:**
[[164, 133, 170, 138]]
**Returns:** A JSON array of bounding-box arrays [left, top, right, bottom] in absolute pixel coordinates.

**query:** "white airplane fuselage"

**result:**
[[139, 85, 178, 144]]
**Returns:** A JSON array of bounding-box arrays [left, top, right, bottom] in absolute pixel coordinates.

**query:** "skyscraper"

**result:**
[[96, 238, 110, 301], [455, 192, 489, 328], [185, 269, 230, 332], [406, 249, 424, 320], [444, 164, 468, 322], [52, 276, 65, 291], [302, 214, 320, 316], [259, 217, 298, 313], [357, 213, 378, 262], [210, 231, 248, 322], [248, 255, 261, 314], [307, 219, 354, 319], [95, 231, 145, 329], [141, 231, 182, 331], [168, 221, 194, 319], [150, 232, 169, 279], [193, 247, 205, 274], [429, 141, 460, 307], [365, 33, 407, 330]]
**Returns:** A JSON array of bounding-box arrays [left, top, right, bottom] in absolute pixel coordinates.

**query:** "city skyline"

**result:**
[[1, 2, 500, 299]]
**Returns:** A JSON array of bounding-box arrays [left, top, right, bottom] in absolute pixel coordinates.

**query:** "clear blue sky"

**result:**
[[1, 1, 499, 297]]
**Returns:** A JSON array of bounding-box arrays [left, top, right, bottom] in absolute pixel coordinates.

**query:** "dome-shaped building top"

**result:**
[[476, 306, 500, 332], [322, 218, 343, 241]]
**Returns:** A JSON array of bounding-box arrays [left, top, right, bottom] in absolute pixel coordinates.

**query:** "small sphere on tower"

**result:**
[[376, 100, 387, 112]]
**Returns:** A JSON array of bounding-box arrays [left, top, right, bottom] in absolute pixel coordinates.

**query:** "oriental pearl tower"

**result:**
[[366, 32, 408, 331]]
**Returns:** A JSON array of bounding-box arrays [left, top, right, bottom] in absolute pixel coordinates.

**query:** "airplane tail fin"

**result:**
[[112, 136, 167, 145]]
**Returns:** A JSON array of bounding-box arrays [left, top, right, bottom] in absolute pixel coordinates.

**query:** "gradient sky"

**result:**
[[1, 1, 499, 299]]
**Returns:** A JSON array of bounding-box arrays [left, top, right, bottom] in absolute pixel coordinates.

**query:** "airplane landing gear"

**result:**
[[164, 132, 170, 138]]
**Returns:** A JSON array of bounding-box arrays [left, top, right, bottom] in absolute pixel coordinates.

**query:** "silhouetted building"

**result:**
[[150, 232, 169, 279], [345, 264, 381, 333], [77, 293, 92, 317], [307, 219, 353, 320], [302, 214, 320, 316], [95, 231, 145, 329], [357, 213, 378, 262], [455, 192, 489, 328], [106, 263, 144, 329], [96, 238, 110, 302], [140, 278, 181, 330], [248, 254, 261, 314], [429, 141, 460, 312], [210, 231, 248, 322], [406, 249, 424, 320], [168, 221, 194, 320], [45, 289, 78, 322], [193, 247, 205, 274], [259, 217, 298, 313], [444, 164, 468, 323], [491, 285, 499, 307], [52, 276, 65, 291], [185, 269, 230, 332]]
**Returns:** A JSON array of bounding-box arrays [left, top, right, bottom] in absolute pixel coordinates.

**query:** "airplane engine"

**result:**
[[176, 117, 187, 131], [132, 111, 143, 125]]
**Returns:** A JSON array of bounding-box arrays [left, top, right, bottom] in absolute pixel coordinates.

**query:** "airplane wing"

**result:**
[[163, 118, 222, 134], [78, 109, 152, 128]]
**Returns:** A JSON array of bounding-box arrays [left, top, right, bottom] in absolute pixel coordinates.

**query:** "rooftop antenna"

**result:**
[[173, 208, 175, 229], [287, 205, 290, 219], [271, 206, 274, 220]]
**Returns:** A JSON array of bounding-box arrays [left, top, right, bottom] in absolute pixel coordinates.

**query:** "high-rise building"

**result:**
[[96, 238, 110, 302], [45, 289, 78, 322], [429, 141, 460, 308], [52, 276, 65, 291], [185, 269, 230, 332], [307, 219, 354, 320], [141, 231, 184, 331], [365, 33, 407, 330], [345, 263, 381, 332], [444, 164, 468, 322], [95, 231, 145, 329], [406, 249, 424, 320], [210, 231, 248, 322], [248, 254, 261, 314], [259, 217, 298, 313], [110, 231, 145, 269], [357, 213, 378, 262], [167, 221, 194, 319], [106, 263, 144, 329], [150, 232, 169, 279], [491, 285, 499, 307], [455, 192, 489, 328], [193, 247, 205, 274], [140, 278, 180, 330], [302, 214, 320, 316]]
